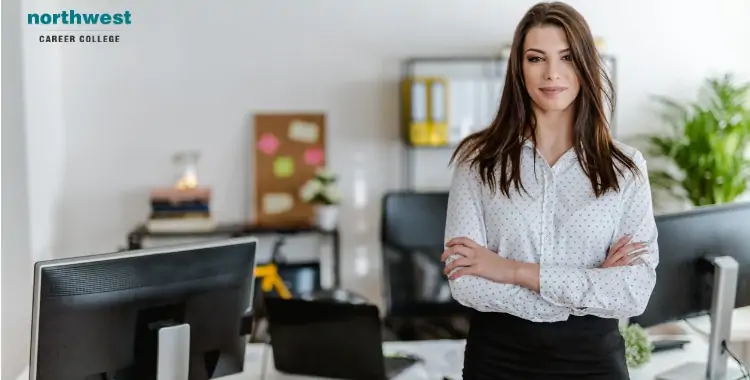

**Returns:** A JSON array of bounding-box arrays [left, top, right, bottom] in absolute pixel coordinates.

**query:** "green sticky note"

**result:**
[[273, 156, 294, 178]]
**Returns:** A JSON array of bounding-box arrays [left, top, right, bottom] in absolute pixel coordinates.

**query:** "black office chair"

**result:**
[[380, 191, 471, 340]]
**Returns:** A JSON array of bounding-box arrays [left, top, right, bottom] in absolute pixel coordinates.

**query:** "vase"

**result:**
[[314, 205, 339, 231]]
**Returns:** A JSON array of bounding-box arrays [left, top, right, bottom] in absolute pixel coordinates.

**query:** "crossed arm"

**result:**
[[444, 153, 659, 320]]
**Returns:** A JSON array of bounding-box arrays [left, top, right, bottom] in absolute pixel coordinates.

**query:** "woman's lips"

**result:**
[[539, 86, 567, 97]]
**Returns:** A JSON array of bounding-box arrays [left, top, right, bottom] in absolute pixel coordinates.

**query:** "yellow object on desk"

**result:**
[[255, 263, 292, 299]]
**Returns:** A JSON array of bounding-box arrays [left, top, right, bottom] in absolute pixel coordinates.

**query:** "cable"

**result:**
[[723, 340, 750, 380], [682, 319, 748, 379], [683, 318, 709, 338]]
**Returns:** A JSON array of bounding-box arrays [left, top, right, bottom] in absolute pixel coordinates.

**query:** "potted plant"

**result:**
[[620, 323, 653, 369], [299, 167, 341, 231], [645, 74, 750, 207]]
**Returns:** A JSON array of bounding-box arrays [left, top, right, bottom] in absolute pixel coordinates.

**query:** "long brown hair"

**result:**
[[450, 2, 639, 198]]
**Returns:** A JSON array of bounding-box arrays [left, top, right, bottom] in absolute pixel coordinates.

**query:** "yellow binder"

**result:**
[[427, 78, 449, 146], [402, 77, 451, 146], [401, 77, 430, 146]]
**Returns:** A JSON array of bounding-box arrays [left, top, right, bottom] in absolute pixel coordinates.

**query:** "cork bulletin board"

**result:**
[[253, 113, 327, 227]]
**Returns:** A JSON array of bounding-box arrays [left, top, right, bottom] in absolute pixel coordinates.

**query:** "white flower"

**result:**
[[300, 168, 340, 205], [299, 179, 322, 202], [322, 186, 340, 204], [315, 167, 336, 182]]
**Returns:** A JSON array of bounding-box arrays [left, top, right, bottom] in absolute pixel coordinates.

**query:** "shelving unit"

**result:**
[[398, 55, 505, 190], [398, 54, 617, 190]]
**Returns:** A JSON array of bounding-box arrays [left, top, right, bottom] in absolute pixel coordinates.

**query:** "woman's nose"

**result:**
[[544, 61, 561, 80]]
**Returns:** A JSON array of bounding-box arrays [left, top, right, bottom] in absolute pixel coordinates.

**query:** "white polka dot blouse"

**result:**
[[444, 140, 659, 322]]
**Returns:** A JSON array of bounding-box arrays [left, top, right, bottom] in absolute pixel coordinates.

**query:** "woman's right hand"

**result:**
[[601, 234, 647, 268]]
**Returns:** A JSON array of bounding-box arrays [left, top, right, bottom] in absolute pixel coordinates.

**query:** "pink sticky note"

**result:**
[[257, 133, 279, 155], [303, 147, 324, 166]]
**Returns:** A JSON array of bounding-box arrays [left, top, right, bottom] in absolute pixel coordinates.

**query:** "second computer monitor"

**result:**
[[632, 202, 750, 328]]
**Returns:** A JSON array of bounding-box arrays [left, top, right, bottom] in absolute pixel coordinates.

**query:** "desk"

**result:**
[[227, 340, 464, 380], [15, 331, 741, 380], [632, 333, 742, 380], [687, 306, 750, 364], [228, 335, 738, 380]]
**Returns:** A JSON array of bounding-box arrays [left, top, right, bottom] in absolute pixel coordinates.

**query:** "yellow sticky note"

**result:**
[[288, 120, 320, 143], [263, 193, 294, 215], [273, 156, 294, 178]]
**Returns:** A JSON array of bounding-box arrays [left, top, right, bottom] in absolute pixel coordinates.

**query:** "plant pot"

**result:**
[[314, 205, 339, 231]]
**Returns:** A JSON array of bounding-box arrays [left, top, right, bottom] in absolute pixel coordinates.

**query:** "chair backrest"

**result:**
[[381, 191, 449, 250], [380, 191, 466, 317]]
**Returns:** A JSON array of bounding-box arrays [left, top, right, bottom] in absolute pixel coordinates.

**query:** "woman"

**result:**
[[441, 2, 659, 380]]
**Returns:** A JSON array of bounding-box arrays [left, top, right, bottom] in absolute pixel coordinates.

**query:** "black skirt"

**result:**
[[463, 311, 629, 380]]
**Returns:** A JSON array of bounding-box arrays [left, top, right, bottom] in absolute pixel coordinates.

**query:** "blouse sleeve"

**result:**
[[538, 150, 659, 319], [445, 160, 570, 321]]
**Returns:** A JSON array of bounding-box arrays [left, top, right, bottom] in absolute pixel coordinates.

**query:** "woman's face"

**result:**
[[522, 25, 581, 113]]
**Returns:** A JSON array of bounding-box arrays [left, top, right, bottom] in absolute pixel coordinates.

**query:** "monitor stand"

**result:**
[[656, 256, 743, 380], [157, 324, 191, 380]]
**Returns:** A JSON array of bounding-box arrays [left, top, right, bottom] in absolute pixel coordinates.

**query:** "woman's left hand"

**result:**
[[440, 237, 516, 283]]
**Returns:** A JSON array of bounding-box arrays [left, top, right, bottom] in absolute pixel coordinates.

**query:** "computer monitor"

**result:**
[[631, 201, 750, 328], [629, 202, 750, 380], [29, 236, 258, 380]]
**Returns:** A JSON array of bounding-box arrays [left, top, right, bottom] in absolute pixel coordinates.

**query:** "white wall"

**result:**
[[22, 0, 750, 304], [3, 0, 33, 377], [23, 0, 66, 263]]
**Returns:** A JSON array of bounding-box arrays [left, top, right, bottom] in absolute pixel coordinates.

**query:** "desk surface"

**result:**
[[13, 336, 736, 380], [16, 316, 746, 380], [688, 306, 750, 340], [225, 332, 734, 380]]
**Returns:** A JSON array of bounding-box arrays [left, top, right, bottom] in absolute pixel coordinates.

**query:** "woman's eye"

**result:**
[[526, 56, 543, 63], [561, 55, 573, 61]]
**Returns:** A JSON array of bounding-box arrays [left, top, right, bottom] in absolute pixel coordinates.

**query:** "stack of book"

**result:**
[[146, 188, 216, 233]]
